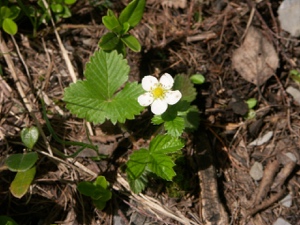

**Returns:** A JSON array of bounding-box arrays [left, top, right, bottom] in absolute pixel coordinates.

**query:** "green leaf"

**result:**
[[126, 148, 149, 180], [245, 109, 256, 120], [121, 22, 130, 34], [77, 176, 112, 210], [10, 166, 36, 198], [126, 135, 184, 193], [289, 69, 300, 83], [5, 152, 38, 172], [164, 116, 185, 137], [173, 74, 197, 103], [9, 6, 21, 20], [0, 6, 11, 18], [119, 0, 145, 28], [64, 50, 144, 124], [93, 176, 108, 189], [115, 41, 126, 56], [148, 154, 176, 181], [149, 134, 184, 154], [78, 178, 111, 201], [121, 34, 141, 52], [151, 115, 164, 125], [180, 105, 200, 131], [0, 215, 18, 225], [128, 174, 148, 194], [61, 5, 72, 18], [99, 32, 120, 51], [2, 18, 17, 35], [92, 199, 106, 210], [64, 0, 76, 5], [77, 181, 97, 197], [51, 3, 63, 13], [102, 9, 122, 33], [190, 74, 205, 84], [21, 126, 39, 149], [246, 98, 257, 109], [91, 187, 112, 210]]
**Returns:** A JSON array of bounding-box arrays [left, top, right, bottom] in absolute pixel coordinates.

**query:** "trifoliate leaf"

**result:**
[[149, 134, 184, 154], [64, 50, 144, 124], [148, 154, 176, 180], [173, 74, 197, 102], [126, 135, 184, 193]]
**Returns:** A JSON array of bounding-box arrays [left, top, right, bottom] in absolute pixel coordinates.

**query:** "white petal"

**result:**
[[151, 99, 168, 115], [164, 90, 182, 105], [138, 92, 154, 106], [159, 73, 174, 90], [142, 76, 158, 91]]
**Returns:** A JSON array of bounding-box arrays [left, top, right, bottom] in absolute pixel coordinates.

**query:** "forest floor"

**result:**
[[1, 0, 300, 224]]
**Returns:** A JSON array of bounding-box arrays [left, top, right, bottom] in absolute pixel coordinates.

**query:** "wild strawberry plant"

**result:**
[[63, 0, 203, 198]]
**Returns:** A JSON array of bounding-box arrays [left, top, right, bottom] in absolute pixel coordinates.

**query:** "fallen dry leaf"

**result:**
[[232, 26, 279, 86]]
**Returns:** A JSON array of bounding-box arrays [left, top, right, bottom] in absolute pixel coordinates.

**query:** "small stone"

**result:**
[[285, 152, 297, 162], [278, 0, 300, 37], [280, 193, 293, 208], [248, 131, 273, 146], [249, 161, 263, 181], [286, 86, 300, 105], [273, 217, 291, 225]]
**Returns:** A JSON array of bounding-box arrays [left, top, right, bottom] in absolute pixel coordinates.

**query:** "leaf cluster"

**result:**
[[99, 0, 145, 55], [77, 176, 112, 210], [5, 126, 39, 198], [126, 134, 184, 193], [0, 1, 21, 35], [9, 0, 77, 37]]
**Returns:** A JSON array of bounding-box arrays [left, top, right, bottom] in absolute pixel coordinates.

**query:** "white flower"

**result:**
[[138, 73, 182, 115]]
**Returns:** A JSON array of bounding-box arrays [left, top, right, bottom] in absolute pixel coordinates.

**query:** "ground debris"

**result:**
[[232, 26, 279, 86]]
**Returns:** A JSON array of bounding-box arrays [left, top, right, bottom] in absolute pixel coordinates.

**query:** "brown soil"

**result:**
[[1, 0, 300, 224]]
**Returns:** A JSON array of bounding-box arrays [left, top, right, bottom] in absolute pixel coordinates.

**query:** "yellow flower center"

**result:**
[[152, 85, 165, 99]]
